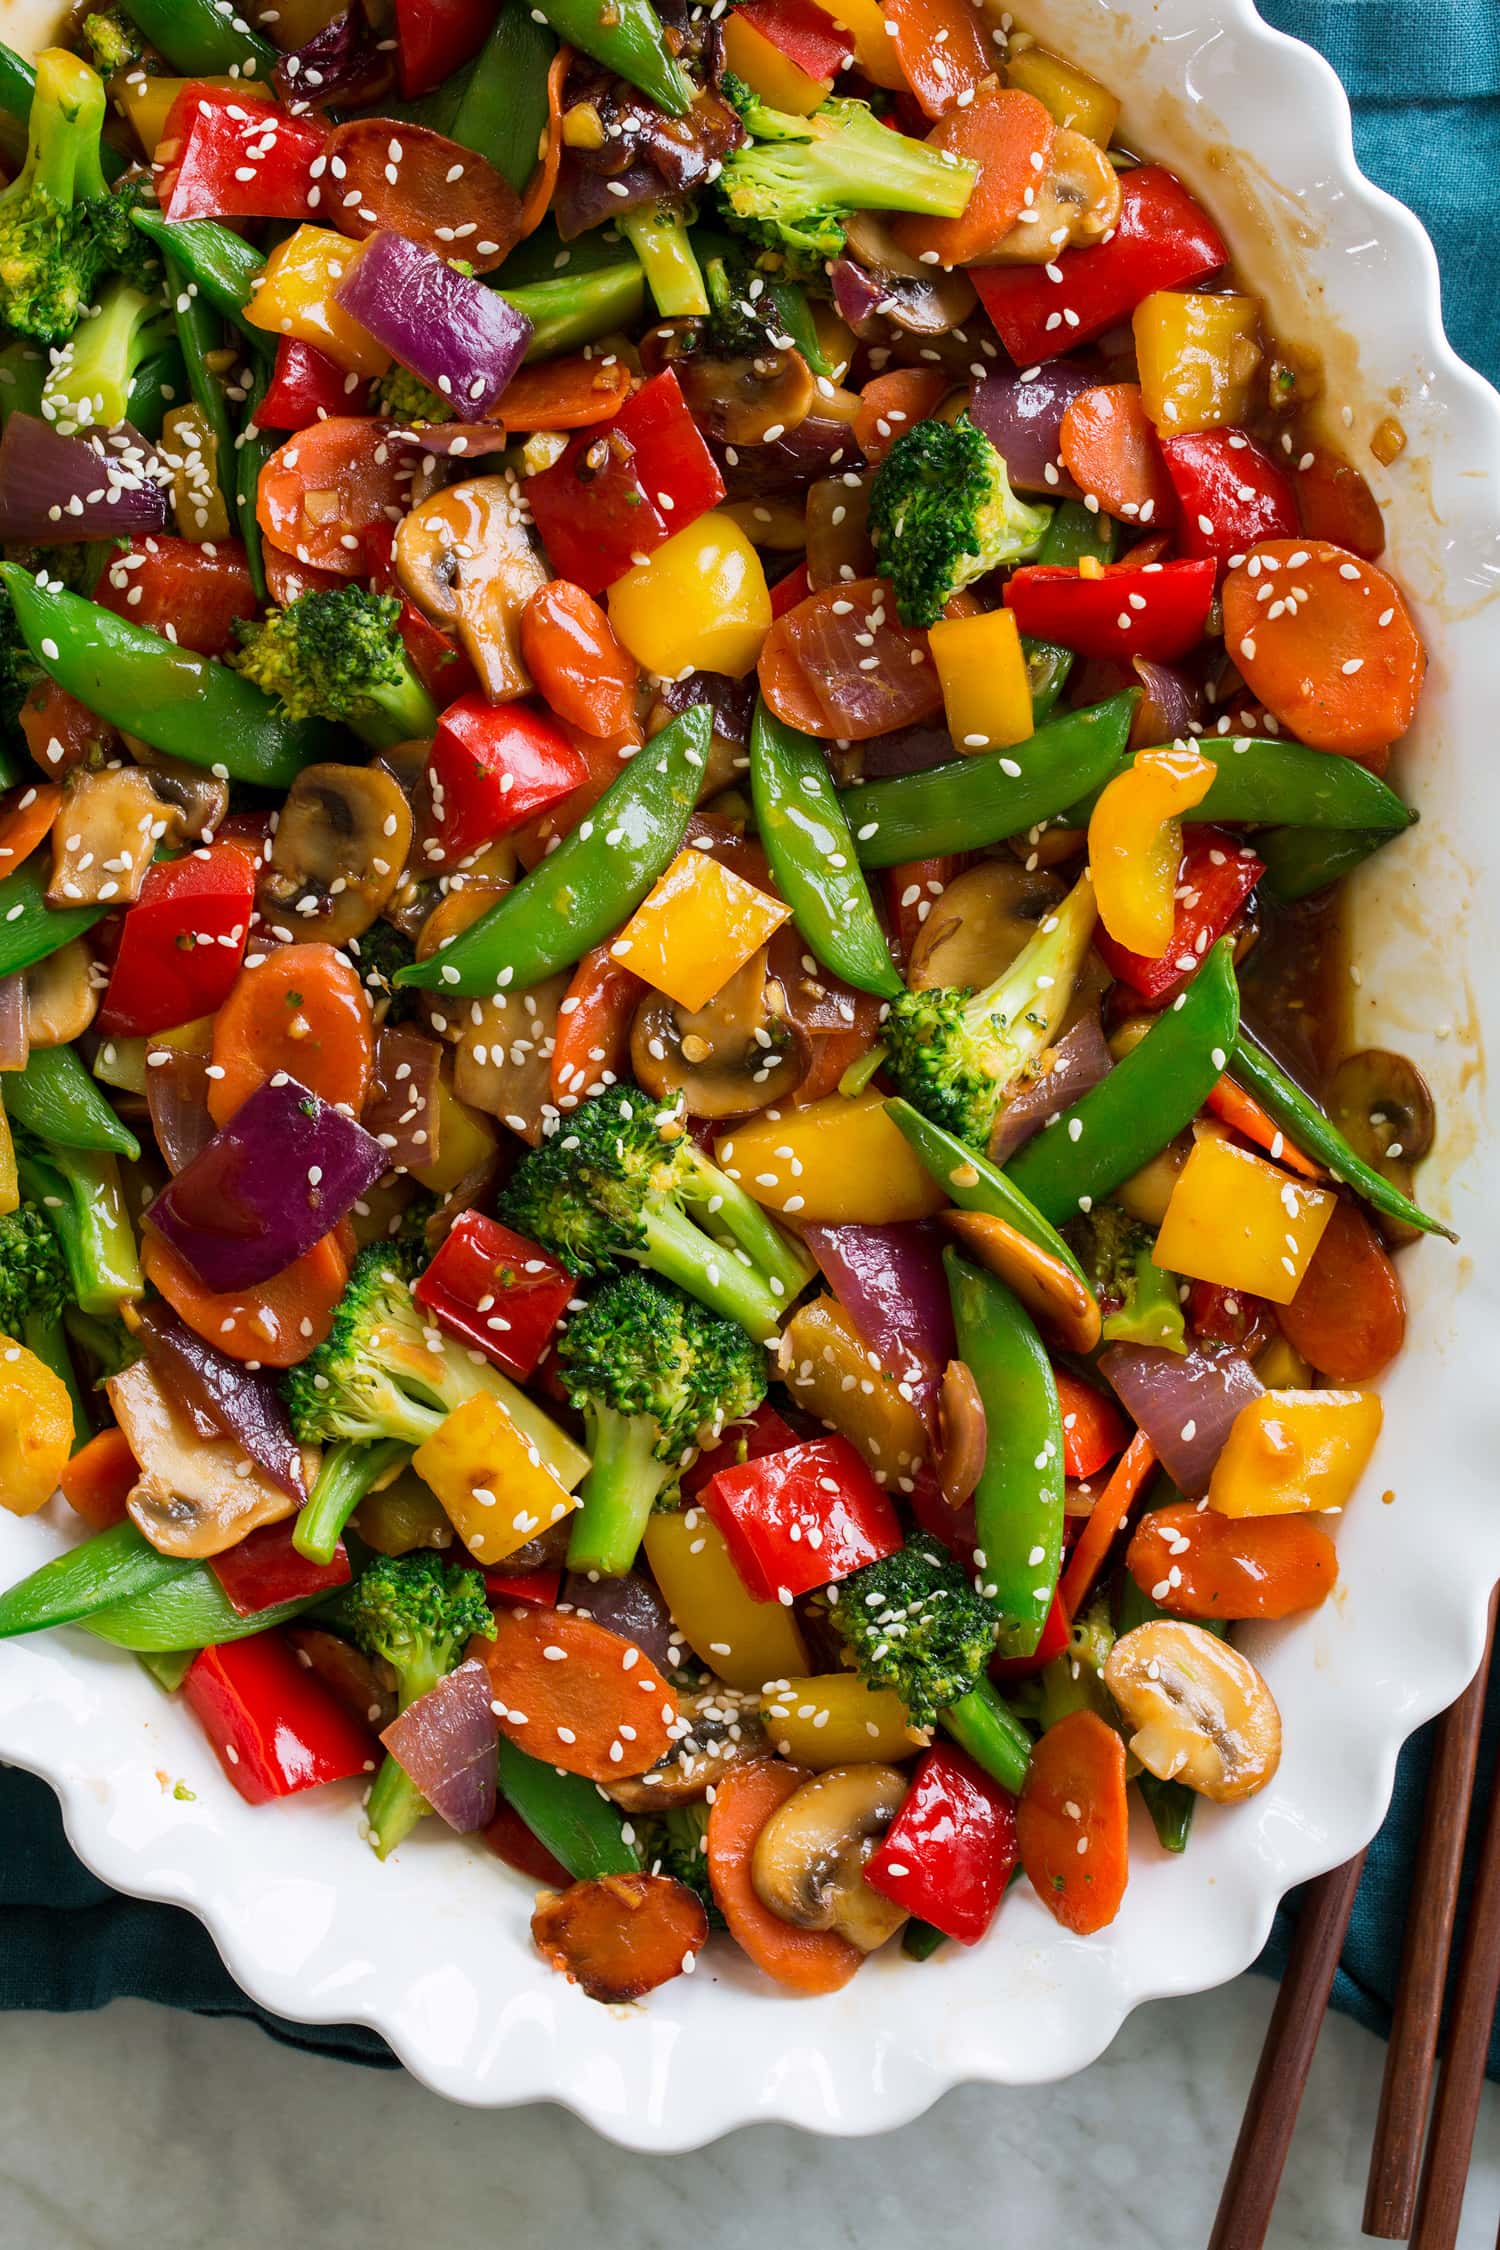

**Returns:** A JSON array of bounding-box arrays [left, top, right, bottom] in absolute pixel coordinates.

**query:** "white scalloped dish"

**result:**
[[3, 0, 1499, 2148]]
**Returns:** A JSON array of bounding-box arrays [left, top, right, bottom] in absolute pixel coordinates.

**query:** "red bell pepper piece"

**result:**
[[863, 1743, 1018, 1944], [679, 1401, 800, 1501], [420, 697, 588, 865], [257, 337, 374, 431], [973, 167, 1228, 365], [156, 83, 328, 224], [733, 0, 853, 80], [93, 535, 257, 661], [549, 943, 646, 1110], [1161, 428, 1298, 581], [209, 1519, 352, 1617], [526, 370, 727, 596], [702, 1434, 903, 1602], [482, 1799, 571, 1886], [883, 857, 956, 968], [484, 1565, 563, 1606], [394, 0, 501, 98], [183, 1632, 375, 1803], [1054, 1366, 1127, 1479], [1093, 824, 1264, 1003], [989, 1587, 1070, 1684], [96, 846, 256, 1038], [413, 1210, 574, 1381], [364, 521, 479, 705], [1187, 1279, 1274, 1357], [1003, 557, 1215, 664], [769, 559, 812, 620]]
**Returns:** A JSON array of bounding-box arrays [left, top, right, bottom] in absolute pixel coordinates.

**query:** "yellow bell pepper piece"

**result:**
[[118, 75, 240, 158], [824, 0, 906, 86], [608, 511, 772, 680], [1115, 1136, 1190, 1227], [1005, 45, 1121, 144], [410, 1073, 496, 1195], [722, 12, 831, 114], [161, 402, 231, 543], [716, 1088, 949, 1224], [1154, 1136, 1336, 1305], [643, 1506, 808, 1691], [1133, 291, 1263, 436], [761, 1673, 926, 1767], [1254, 1331, 1314, 1390], [929, 607, 1034, 753], [781, 1294, 928, 1484], [0, 1090, 17, 1218], [613, 847, 790, 1014], [1209, 1388, 1383, 1518], [245, 227, 392, 379], [412, 1393, 577, 1566], [1089, 743, 1215, 956], [0, 1340, 75, 1516]]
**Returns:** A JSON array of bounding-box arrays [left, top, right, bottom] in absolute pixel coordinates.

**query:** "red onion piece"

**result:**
[[273, 8, 392, 110], [970, 366, 1097, 497], [0, 974, 29, 1072], [553, 158, 661, 239], [656, 669, 755, 746], [145, 1040, 217, 1174], [146, 1074, 389, 1292], [1129, 656, 1204, 750], [363, 1023, 443, 1176], [803, 1221, 955, 1428], [1097, 1343, 1263, 1497], [135, 1298, 308, 1499], [992, 1015, 1114, 1164], [0, 414, 170, 543], [857, 720, 957, 779], [830, 257, 887, 338], [335, 232, 531, 418], [381, 1657, 498, 1833], [560, 1571, 679, 1673]]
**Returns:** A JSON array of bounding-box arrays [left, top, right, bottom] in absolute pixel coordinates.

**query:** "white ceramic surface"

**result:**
[[2, 0, 1499, 2149]]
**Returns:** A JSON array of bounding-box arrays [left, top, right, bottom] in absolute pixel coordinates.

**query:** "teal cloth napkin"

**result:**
[[2, 0, 1498, 2075]]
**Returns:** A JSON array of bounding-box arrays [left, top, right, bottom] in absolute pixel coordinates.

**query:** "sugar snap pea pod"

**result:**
[[5, 1044, 139, 1158], [396, 703, 711, 998], [131, 212, 268, 343], [502, 262, 648, 362], [0, 858, 107, 982], [451, 2, 556, 194], [78, 1570, 324, 1652], [843, 690, 1138, 869], [1230, 1025, 1455, 1240], [903, 1918, 946, 1960], [139, 1648, 195, 1693], [234, 359, 275, 604], [0, 1521, 185, 1641], [1060, 732, 1415, 833], [527, 0, 693, 114], [940, 1676, 1032, 1796], [1115, 1472, 1225, 1852], [1257, 824, 1396, 904], [946, 1249, 1064, 1660], [751, 700, 902, 1000], [1005, 939, 1240, 1227], [497, 1739, 642, 1879], [0, 565, 339, 789], [886, 1097, 1089, 1282], [120, 0, 277, 78]]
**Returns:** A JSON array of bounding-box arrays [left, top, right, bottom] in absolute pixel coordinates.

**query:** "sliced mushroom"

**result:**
[[751, 1763, 910, 1951], [842, 211, 980, 333], [106, 1358, 316, 1560], [936, 1356, 988, 1507], [258, 762, 413, 945], [23, 937, 97, 1047], [395, 475, 548, 702], [630, 949, 812, 1118], [1103, 1619, 1282, 1803], [350, 1466, 457, 1555], [452, 970, 571, 1145], [940, 1207, 1102, 1352], [46, 766, 178, 909], [607, 1681, 770, 1811], [779, 1293, 930, 1481], [908, 861, 1066, 993], [124, 739, 230, 842], [1327, 1049, 1434, 1245], [676, 347, 817, 448], [979, 128, 1122, 265]]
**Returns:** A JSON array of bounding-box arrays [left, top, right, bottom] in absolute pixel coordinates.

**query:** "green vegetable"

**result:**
[[0, 856, 107, 983], [0, 1519, 182, 1640], [13, 1130, 141, 1317], [0, 1200, 87, 1442], [1060, 731, 1415, 834], [869, 415, 1052, 628], [293, 1438, 411, 1569], [448, 1, 556, 195], [750, 698, 902, 1002], [501, 261, 648, 362], [40, 272, 175, 435], [1070, 1205, 1186, 1353], [528, 0, 692, 114], [1005, 939, 1240, 1227], [375, 365, 452, 424], [884, 1098, 1092, 1288], [1256, 824, 1398, 904], [162, 248, 234, 512], [0, 337, 47, 427], [80, 1571, 324, 1651], [0, 48, 151, 342], [1229, 1025, 1454, 1241], [234, 356, 274, 602], [902, 1919, 947, 1961], [0, 40, 38, 134], [824, 1537, 997, 1727], [118, 0, 276, 78], [395, 703, 711, 998], [883, 872, 1096, 1152], [82, 11, 147, 75], [130, 210, 267, 342], [5, 1042, 139, 1157], [0, 563, 341, 789], [232, 587, 439, 751], [640, 1800, 722, 1924], [126, 340, 188, 441], [939, 1675, 1032, 1796], [620, 201, 708, 318], [1037, 1597, 1117, 1733], [1023, 502, 1119, 721], [1115, 1473, 1224, 1852], [498, 1738, 642, 1880], [499, 1081, 813, 1343], [947, 1250, 1063, 1660], [841, 690, 1138, 868], [701, 239, 831, 376], [322, 1552, 496, 1859]]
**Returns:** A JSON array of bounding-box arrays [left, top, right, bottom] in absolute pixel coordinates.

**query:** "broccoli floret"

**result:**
[[700, 240, 831, 376], [41, 271, 174, 436], [884, 873, 1098, 1153], [13, 1131, 141, 1319], [868, 415, 1053, 629], [498, 1083, 813, 1344], [0, 1202, 83, 1430], [374, 364, 453, 424], [640, 1801, 723, 1926], [1038, 1595, 1119, 1733], [0, 49, 152, 343], [345, 916, 417, 1022], [558, 1270, 767, 1576], [1070, 1204, 1187, 1353], [825, 1539, 998, 1728], [82, 11, 147, 75], [716, 91, 976, 283], [323, 1549, 496, 1858], [232, 587, 438, 751]]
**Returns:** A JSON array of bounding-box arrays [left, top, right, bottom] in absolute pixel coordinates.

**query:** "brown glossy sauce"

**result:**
[[1238, 887, 1348, 1101]]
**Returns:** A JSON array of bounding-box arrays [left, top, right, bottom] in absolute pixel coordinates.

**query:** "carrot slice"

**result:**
[[1054, 1366, 1128, 1480], [498, 357, 634, 431], [262, 540, 347, 606], [1017, 1708, 1128, 1935], [256, 415, 411, 576], [707, 1758, 863, 1994], [1276, 1198, 1406, 1383], [208, 941, 374, 1125], [1126, 1500, 1338, 1621], [852, 367, 952, 465], [1206, 1075, 1324, 1179], [887, 0, 991, 118], [0, 781, 61, 877], [1057, 1428, 1156, 1619], [479, 1606, 676, 1782], [142, 1224, 355, 1368], [893, 84, 1055, 268], [1059, 384, 1176, 527], [549, 943, 645, 1107], [519, 580, 638, 736], [531, 1873, 709, 2002], [517, 44, 570, 240], [324, 118, 521, 273], [58, 1425, 137, 1530], [1221, 539, 1425, 754], [18, 680, 110, 777]]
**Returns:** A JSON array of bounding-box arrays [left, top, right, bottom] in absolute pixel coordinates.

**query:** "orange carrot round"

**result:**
[[208, 941, 374, 1125], [853, 367, 952, 466], [531, 1873, 709, 2002], [1017, 1709, 1129, 1935], [1059, 384, 1176, 527], [1222, 539, 1424, 754], [142, 1224, 355, 1368], [707, 1759, 864, 1993], [893, 84, 1055, 269], [887, 0, 991, 118], [1276, 1198, 1406, 1383], [0, 781, 61, 878], [549, 943, 645, 1107], [58, 1426, 137, 1530], [498, 359, 634, 431], [479, 1606, 675, 1782], [1126, 1500, 1338, 1620]]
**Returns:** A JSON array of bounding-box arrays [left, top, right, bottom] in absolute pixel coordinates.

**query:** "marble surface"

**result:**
[[1, 1977, 1497, 2246]]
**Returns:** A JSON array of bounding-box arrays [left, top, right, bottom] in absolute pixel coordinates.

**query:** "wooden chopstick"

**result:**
[[1208, 1850, 1368, 2250], [1365, 1587, 1499, 2239]]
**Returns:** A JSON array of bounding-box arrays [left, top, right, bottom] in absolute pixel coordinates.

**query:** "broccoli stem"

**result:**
[[620, 205, 709, 318], [41, 273, 174, 435], [940, 1677, 1033, 1796], [499, 261, 647, 362], [293, 1437, 411, 1567], [15, 1140, 141, 1315], [365, 1752, 430, 1861], [677, 1145, 814, 1306], [25, 48, 110, 210], [566, 1403, 670, 1577], [640, 1197, 786, 1342], [356, 663, 440, 752], [977, 870, 1098, 1069]]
